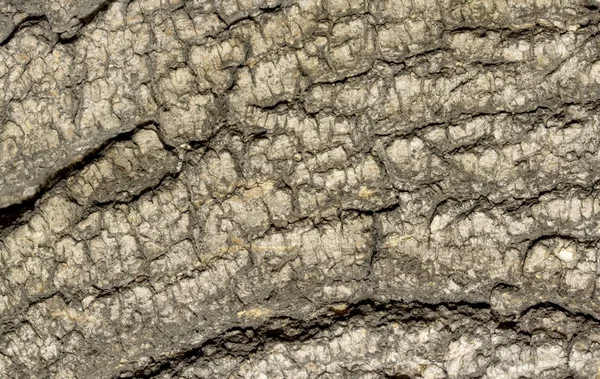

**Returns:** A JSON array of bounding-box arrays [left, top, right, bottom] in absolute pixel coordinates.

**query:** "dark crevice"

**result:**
[[112, 298, 598, 378], [74, 0, 116, 26], [57, 0, 119, 43], [89, 165, 180, 208], [497, 320, 518, 330], [519, 301, 600, 324], [2, 0, 118, 46], [0, 14, 48, 46], [0, 120, 160, 235]]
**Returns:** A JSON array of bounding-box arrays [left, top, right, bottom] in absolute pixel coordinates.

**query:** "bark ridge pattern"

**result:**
[[2, 0, 600, 377]]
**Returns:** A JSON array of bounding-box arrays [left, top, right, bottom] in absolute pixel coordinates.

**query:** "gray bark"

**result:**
[[2, 0, 600, 377]]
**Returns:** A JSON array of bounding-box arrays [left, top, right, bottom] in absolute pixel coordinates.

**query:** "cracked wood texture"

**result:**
[[3, 0, 600, 377]]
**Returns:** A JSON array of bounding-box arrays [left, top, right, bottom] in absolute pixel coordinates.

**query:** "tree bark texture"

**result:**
[[2, 0, 600, 377]]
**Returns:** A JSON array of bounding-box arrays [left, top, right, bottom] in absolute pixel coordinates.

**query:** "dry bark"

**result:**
[[2, 0, 600, 377]]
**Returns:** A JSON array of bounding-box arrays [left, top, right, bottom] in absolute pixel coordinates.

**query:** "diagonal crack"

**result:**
[[0, 119, 161, 234], [113, 298, 600, 379]]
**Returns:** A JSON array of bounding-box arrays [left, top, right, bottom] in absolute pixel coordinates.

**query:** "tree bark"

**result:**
[[2, 0, 600, 377]]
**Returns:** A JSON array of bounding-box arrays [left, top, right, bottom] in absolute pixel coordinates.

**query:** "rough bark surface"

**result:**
[[2, 0, 600, 378]]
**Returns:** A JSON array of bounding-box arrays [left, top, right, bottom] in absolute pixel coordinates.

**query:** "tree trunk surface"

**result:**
[[2, 0, 600, 377]]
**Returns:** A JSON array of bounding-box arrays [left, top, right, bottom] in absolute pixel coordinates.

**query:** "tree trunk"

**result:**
[[1, 0, 600, 377]]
